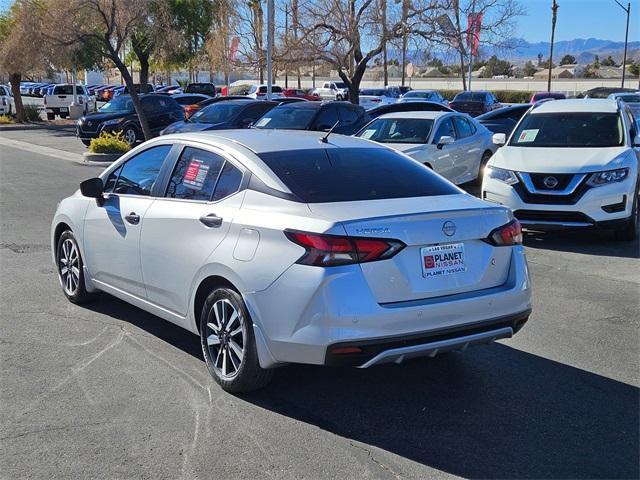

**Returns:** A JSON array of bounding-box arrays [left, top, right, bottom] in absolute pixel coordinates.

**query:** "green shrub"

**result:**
[[0, 114, 15, 124], [88, 132, 131, 154], [22, 104, 42, 122]]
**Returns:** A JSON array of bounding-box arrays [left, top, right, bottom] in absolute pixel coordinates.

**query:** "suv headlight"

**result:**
[[486, 166, 519, 185], [586, 168, 629, 187], [102, 118, 123, 127]]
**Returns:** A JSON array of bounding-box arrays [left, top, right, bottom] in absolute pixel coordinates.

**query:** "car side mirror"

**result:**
[[436, 135, 455, 149], [633, 133, 640, 147], [492, 133, 507, 146], [80, 177, 104, 205]]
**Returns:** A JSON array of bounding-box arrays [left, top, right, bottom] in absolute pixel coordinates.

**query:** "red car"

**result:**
[[283, 88, 320, 101]]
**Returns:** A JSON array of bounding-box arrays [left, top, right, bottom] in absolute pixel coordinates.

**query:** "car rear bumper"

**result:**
[[245, 246, 532, 368], [482, 175, 636, 229]]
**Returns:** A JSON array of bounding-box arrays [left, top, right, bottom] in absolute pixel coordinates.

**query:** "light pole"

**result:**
[[547, 0, 558, 93], [614, 1, 630, 88], [266, 0, 274, 100]]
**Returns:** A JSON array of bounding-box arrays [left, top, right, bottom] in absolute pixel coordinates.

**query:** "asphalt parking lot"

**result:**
[[1, 126, 638, 479]]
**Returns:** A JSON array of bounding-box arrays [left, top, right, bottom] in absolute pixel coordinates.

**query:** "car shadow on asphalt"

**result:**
[[86, 294, 638, 479], [523, 229, 640, 258]]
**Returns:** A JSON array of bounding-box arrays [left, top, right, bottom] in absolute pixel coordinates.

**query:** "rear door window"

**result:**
[[166, 147, 225, 201], [258, 148, 458, 203], [338, 105, 360, 126]]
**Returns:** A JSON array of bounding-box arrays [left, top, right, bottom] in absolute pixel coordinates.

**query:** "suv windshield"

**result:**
[[361, 89, 386, 96], [357, 118, 434, 144], [510, 112, 624, 148], [190, 103, 243, 124], [258, 148, 457, 203], [254, 106, 317, 129], [99, 96, 134, 113]]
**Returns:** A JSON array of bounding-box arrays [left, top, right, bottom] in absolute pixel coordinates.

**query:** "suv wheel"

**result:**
[[336, 94, 344, 101], [56, 230, 95, 304], [122, 126, 139, 145], [613, 183, 639, 241], [473, 151, 493, 186], [200, 287, 273, 393], [46, 113, 55, 121]]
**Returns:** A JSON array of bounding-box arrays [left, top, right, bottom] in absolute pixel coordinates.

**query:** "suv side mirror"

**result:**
[[492, 133, 507, 146], [436, 135, 455, 149], [80, 177, 104, 204]]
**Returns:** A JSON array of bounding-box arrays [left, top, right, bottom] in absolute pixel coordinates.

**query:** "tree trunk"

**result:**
[[111, 55, 152, 141], [9, 73, 25, 123], [138, 55, 150, 92]]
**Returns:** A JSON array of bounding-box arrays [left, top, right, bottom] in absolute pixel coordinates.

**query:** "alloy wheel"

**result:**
[[205, 299, 245, 379], [59, 238, 80, 296], [123, 128, 137, 145]]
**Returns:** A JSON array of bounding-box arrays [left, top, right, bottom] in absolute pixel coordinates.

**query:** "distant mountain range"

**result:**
[[506, 38, 640, 63], [395, 38, 640, 66]]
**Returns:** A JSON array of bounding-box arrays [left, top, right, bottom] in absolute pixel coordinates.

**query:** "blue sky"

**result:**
[[517, 0, 638, 43], [0, 0, 637, 44]]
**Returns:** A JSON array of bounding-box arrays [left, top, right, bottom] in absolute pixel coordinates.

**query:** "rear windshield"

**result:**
[[358, 118, 435, 144], [510, 112, 624, 148], [361, 89, 386, 96], [185, 84, 216, 95], [174, 95, 204, 105], [258, 147, 458, 203], [453, 92, 486, 101], [404, 91, 435, 99], [54, 85, 84, 95], [190, 103, 243, 124], [258, 86, 283, 93], [254, 106, 317, 129]]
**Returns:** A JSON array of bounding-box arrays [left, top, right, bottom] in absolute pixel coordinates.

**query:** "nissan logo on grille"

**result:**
[[543, 176, 559, 189], [442, 221, 456, 237]]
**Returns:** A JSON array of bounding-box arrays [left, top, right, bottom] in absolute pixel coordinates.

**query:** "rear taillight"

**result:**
[[284, 230, 405, 267], [486, 219, 523, 246]]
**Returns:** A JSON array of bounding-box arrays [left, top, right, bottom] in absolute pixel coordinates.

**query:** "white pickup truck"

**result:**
[[44, 84, 96, 119], [311, 81, 349, 101]]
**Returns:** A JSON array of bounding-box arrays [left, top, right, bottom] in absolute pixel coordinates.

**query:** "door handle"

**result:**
[[124, 212, 140, 225], [200, 213, 223, 228]]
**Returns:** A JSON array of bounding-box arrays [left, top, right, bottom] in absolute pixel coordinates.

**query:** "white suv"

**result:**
[[483, 99, 639, 240], [246, 84, 285, 100], [0, 84, 14, 115]]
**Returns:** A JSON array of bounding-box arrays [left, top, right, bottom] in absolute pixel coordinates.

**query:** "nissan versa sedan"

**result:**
[[356, 111, 496, 185], [52, 130, 532, 392], [483, 99, 639, 240]]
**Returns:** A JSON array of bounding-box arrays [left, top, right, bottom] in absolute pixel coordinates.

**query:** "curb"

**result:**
[[83, 152, 122, 163]]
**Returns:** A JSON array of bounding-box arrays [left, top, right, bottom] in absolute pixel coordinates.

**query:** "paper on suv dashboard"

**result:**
[[517, 129, 538, 142], [421, 243, 466, 278]]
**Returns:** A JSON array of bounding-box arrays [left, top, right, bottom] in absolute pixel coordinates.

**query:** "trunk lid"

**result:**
[[308, 194, 514, 304]]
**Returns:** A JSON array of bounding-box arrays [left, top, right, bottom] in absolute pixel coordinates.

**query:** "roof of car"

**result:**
[[531, 98, 619, 114], [163, 129, 379, 154], [375, 111, 451, 120]]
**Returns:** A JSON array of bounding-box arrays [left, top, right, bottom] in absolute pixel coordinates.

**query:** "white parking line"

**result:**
[[0, 136, 83, 163]]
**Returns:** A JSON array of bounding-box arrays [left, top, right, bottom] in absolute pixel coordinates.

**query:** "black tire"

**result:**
[[336, 94, 343, 101], [46, 113, 55, 121], [473, 151, 493, 186], [613, 183, 639, 241], [200, 287, 273, 393], [60, 112, 68, 119], [81, 139, 91, 147], [56, 230, 95, 304], [122, 125, 139, 145]]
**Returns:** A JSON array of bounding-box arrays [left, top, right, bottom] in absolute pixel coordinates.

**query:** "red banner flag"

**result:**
[[467, 12, 483, 56]]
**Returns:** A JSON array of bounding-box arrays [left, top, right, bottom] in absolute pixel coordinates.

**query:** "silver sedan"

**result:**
[[356, 111, 497, 185]]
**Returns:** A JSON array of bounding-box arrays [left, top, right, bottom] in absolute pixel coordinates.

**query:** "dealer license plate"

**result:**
[[420, 243, 466, 278]]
